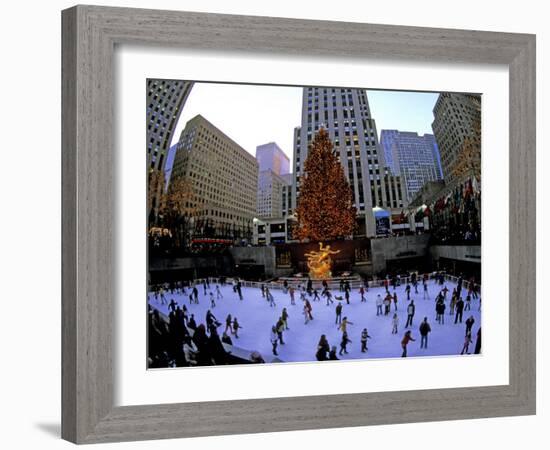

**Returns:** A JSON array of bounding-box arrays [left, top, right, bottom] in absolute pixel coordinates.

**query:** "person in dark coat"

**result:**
[[221, 331, 233, 346], [316, 334, 330, 361], [436, 299, 446, 324], [419, 317, 431, 349], [328, 346, 339, 360], [454, 297, 465, 324], [225, 314, 232, 334], [335, 302, 343, 325], [474, 327, 482, 354], [208, 326, 228, 365], [187, 314, 197, 330], [339, 331, 352, 355], [205, 309, 219, 332], [465, 316, 475, 335], [192, 324, 211, 366]]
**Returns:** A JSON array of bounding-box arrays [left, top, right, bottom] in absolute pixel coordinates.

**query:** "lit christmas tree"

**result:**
[[295, 128, 356, 241]]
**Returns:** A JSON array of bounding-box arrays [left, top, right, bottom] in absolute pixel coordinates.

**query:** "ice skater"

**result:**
[[464, 294, 472, 311], [281, 307, 289, 330], [383, 293, 392, 315], [303, 299, 313, 323], [449, 292, 457, 316], [401, 330, 415, 357], [266, 287, 276, 307], [405, 300, 415, 328], [339, 316, 353, 333], [465, 315, 475, 336], [270, 326, 278, 356], [393, 292, 398, 311], [419, 317, 431, 349], [359, 285, 366, 302], [435, 298, 446, 324], [391, 313, 399, 334], [312, 289, 320, 302], [276, 317, 285, 344], [303, 303, 311, 324], [159, 286, 167, 305], [289, 286, 296, 305], [360, 328, 372, 352], [344, 288, 350, 305], [324, 288, 334, 306], [232, 317, 242, 338], [216, 285, 223, 300], [236, 280, 243, 301], [339, 331, 352, 355], [224, 314, 232, 334], [461, 331, 473, 354], [335, 302, 343, 325], [423, 280, 429, 300], [376, 294, 383, 316], [209, 291, 216, 308], [454, 297, 465, 324]]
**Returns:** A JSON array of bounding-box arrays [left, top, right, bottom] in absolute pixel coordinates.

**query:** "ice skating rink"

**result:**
[[148, 279, 481, 364]]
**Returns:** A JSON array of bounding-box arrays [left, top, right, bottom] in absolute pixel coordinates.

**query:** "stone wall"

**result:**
[[229, 246, 277, 277], [370, 234, 431, 274], [430, 245, 481, 263]]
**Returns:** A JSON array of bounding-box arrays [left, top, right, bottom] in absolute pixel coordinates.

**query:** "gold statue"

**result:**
[[304, 242, 340, 279]]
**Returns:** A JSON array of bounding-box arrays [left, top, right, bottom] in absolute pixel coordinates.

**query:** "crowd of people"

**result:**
[[148, 271, 481, 368], [148, 277, 257, 368]]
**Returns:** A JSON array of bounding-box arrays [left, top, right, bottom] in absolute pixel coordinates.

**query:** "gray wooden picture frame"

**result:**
[[61, 5, 536, 444]]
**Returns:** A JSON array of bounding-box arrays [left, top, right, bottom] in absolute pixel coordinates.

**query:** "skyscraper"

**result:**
[[256, 142, 290, 175], [257, 170, 290, 219], [256, 142, 291, 219], [379, 129, 399, 173], [147, 79, 193, 173], [292, 87, 406, 237], [380, 130, 443, 200], [431, 93, 481, 184], [171, 115, 258, 241]]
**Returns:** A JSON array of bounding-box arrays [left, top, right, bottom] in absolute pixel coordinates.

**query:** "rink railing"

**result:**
[[152, 273, 480, 294]]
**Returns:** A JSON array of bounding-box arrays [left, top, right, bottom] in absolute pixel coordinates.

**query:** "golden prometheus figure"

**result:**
[[304, 242, 340, 279]]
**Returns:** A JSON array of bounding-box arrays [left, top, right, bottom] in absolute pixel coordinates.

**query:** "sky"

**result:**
[[171, 82, 439, 166]]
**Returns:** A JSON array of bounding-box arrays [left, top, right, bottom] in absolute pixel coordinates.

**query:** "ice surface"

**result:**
[[148, 279, 481, 363]]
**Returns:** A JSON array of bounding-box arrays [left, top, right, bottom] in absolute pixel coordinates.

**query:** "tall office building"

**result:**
[[256, 142, 290, 175], [431, 93, 481, 184], [147, 79, 194, 172], [281, 173, 293, 217], [380, 130, 443, 200], [256, 142, 291, 219], [257, 170, 290, 219], [292, 87, 406, 237], [171, 115, 259, 240], [379, 129, 399, 173]]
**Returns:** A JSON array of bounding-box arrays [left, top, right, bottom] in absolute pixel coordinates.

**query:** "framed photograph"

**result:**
[[62, 5, 536, 444]]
